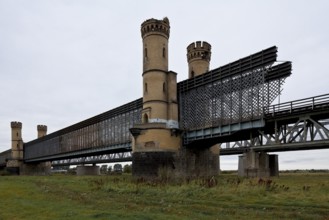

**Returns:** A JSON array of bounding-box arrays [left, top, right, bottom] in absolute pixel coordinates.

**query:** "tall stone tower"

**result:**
[[11, 121, 23, 160], [131, 17, 181, 177], [6, 121, 24, 174], [37, 125, 47, 138], [187, 41, 211, 78]]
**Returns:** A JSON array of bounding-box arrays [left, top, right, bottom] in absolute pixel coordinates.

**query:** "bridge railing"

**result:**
[[264, 93, 329, 117]]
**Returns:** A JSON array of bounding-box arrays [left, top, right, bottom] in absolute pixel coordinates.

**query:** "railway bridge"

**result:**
[[1, 17, 328, 177]]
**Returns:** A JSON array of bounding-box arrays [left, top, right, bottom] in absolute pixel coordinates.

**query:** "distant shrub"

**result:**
[[0, 170, 10, 176]]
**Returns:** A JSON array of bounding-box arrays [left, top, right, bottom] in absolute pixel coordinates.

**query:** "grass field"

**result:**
[[0, 173, 328, 220]]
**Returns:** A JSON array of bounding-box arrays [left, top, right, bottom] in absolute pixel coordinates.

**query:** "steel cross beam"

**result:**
[[51, 151, 132, 166]]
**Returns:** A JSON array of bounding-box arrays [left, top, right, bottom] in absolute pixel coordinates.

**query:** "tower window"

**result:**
[[143, 114, 149, 123], [191, 71, 195, 78], [163, 47, 166, 58], [163, 82, 166, 92], [144, 48, 148, 58], [17, 132, 19, 137], [145, 83, 148, 93]]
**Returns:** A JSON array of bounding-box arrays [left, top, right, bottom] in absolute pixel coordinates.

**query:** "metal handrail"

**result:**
[[264, 93, 329, 116]]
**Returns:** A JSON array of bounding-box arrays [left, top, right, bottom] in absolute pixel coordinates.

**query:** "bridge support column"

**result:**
[[179, 144, 220, 178], [76, 165, 100, 175], [20, 162, 51, 175], [238, 151, 278, 177]]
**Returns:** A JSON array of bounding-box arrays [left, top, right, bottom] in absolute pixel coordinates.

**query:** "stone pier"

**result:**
[[238, 151, 278, 177]]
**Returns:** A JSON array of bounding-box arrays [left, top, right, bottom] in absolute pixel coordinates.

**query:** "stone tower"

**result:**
[[37, 125, 47, 138], [6, 121, 24, 174], [131, 17, 181, 177], [187, 41, 211, 78], [11, 121, 23, 160]]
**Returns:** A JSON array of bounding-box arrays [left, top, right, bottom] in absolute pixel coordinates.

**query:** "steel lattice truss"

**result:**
[[220, 94, 329, 154], [178, 46, 292, 145], [24, 99, 142, 162], [52, 151, 132, 166]]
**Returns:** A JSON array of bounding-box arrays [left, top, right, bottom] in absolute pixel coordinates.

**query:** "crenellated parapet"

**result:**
[[37, 125, 47, 138], [187, 41, 211, 62], [37, 125, 47, 132], [141, 17, 170, 39], [11, 121, 22, 129]]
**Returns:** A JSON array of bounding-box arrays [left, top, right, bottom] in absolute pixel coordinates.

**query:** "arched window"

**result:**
[[163, 47, 166, 58], [16, 132, 19, 137], [143, 114, 149, 123], [191, 71, 195, 78], [145, 48, 148, 58]]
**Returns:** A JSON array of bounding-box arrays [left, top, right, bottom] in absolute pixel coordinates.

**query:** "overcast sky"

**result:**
[[1, 0, 328, 170]]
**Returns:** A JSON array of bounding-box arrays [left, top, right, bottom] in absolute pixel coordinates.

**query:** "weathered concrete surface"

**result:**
[[238, 151, 279, 177]]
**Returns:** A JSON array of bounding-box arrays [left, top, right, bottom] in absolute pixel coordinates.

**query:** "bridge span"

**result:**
[[1, 17, 328, 177], [49, 93, 329, 167], [20, 46, 292, 164]]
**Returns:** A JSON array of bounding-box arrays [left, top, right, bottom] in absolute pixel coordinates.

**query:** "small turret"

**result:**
[[37, 125, 47, 138], [187, 41, 211, 78]]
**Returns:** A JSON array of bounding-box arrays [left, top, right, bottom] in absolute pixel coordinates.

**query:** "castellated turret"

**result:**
[[141, 17, 170, 72], [130, 17, 181, 177], [187, 41, 211, 78], [10, 121, 23, 160], [140, 17, 178, 127], [11, 121, 22, 129], [37, 125, 47, 138]]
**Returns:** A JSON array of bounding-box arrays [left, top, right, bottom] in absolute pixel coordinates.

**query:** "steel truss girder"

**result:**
[[180, 58, 291, 145], [24, 99, 142, 161], [220, 117, 329, 154], [52, 151, 132, 166], [219, 93, 329, 154]]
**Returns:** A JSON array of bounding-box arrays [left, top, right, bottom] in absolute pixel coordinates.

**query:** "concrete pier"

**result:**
[[238, 151, 278, 177]]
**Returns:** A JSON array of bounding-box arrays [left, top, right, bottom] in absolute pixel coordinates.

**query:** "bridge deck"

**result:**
[[18, 47, 329, 166]]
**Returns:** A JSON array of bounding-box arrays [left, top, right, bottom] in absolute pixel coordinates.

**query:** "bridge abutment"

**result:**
[[238, 151, 278, 177]]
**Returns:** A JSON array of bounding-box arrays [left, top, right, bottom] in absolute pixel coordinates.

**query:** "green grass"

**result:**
[[0, 173, 328, 220]]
